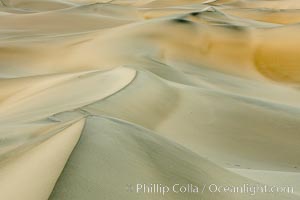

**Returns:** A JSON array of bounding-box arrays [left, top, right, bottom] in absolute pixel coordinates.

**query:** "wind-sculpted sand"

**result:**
[[0, 0, 299, 200]]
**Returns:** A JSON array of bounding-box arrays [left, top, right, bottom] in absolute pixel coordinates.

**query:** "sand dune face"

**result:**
[[0, 0, 299, 200]]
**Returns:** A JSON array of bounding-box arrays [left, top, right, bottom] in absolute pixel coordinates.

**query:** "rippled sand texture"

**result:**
[[0, 0, 300, 199]]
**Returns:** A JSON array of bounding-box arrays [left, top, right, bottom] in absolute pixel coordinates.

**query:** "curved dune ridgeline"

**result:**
[[0, 0, 299, 200]]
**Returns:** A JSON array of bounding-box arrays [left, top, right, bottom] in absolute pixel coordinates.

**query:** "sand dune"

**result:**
[[0, 119, 85, 200], [0, 0, 299, 199], [49, 116, 298, 200]]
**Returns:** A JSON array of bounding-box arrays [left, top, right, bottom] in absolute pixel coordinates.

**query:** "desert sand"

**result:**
[[0, 0, 299, 199]]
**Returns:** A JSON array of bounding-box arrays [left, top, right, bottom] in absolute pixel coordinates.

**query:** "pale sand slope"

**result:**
[[49, 116, 298, 200], [0, 67, 136, 122], [0, 0, 300, 199], [0, 119, 85, 200]]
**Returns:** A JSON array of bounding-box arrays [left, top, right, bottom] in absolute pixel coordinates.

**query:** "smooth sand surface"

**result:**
[[0, 119, 85, 200], [0, 0, 299, 199]]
